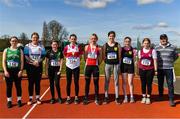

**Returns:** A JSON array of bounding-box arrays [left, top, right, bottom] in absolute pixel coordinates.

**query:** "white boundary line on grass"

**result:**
[[22, 87, 50, 119]]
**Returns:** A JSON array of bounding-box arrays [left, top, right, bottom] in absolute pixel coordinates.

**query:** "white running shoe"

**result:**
[[145, 97, 151, 105], [123, 97, 128, 103], [130, 97, 135, 103], [141, 97, 146, 104]]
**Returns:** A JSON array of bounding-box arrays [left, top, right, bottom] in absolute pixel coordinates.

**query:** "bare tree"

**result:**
[[136, 36, 141, 51], [19, 32, 29, 40], [42, 21, 49, 46], [47, 20, 69, 42], [1, 34, 10, 39], [59, 27, 69, 41], [48, 20, 62, 40]]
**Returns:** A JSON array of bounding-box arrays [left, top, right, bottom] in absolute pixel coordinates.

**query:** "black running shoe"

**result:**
[[7, 101, 12, 108], [83, 97, 89, 105], [115, 98, 120, 105], [103, 97, 109, 104], [17, 100, 22, 107], [66, 98, 71, 105], [36, 98, 42, 105], [74, 97, 79, 104], [50, 98, 55, 104], [169, 99, 175, 107], [58, 98, 62, 104]]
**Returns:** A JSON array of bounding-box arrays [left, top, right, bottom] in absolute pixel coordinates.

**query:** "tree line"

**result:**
[[0, 20, 69, 50]]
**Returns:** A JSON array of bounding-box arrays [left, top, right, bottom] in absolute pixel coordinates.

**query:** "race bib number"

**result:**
[[68, 57, 78, 64], [123, 57, 132, 64], [107, 52, 117, 60], [7, 61, 19, 68], [88, 52, 97, 59], [141, 59, 151, 66], [30, 55, 40, 61], [50, 60, 59, 66]]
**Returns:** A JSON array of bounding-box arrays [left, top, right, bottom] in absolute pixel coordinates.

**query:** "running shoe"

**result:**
[[115, 98, 120, 105], [103, 97, 109, 104], [83, 97, 89, 105], [36, 98, 42, 105], [141, 97, 146, 104], [58, 98, 63, 104], [27, 98, 33, 105], [130, 97, 135, 103], [50, 98, 55, 104], [145, 97, 151, 105], [66, 98, 71, 105], [7, 101, 12, 108], [74, 97, 79, 104], [17, 100, 22, 107], [123, 97, 128, 103]]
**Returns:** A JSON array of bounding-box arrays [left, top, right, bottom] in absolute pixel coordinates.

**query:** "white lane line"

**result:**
[[22, 87, 50, 119]]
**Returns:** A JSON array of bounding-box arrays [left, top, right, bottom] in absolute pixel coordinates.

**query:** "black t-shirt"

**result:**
[[46, 49, 63, 67]]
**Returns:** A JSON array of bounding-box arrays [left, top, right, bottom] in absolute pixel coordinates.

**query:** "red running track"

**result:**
[[0, 75, 180, 118]]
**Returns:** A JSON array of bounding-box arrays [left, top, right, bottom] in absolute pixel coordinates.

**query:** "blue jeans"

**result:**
[[157, 69, 174, 99]]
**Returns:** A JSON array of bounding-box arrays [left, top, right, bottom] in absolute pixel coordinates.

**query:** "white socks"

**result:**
[[7, 97, 12, 102], [17, 96, 21, 101], [36, 95, 40, 99], [7, 97, 22, 102]]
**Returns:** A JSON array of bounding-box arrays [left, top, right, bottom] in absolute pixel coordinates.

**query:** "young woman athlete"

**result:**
[[83, 33, 102, 105]]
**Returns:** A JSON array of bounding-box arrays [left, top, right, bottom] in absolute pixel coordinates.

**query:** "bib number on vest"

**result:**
[[30, 55, 40, 61], [50, 60, 59, 66], [107, 52, 117, 60], [123, 57, 132, 64], [68, 57, 78, 64], [88, 52, 97, 59], [7, 61, 19, 68], [141, 59, 151, 66]]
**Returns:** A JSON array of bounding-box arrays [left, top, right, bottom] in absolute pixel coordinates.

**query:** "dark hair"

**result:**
[[31, 32, 39, 39], [69, 34, 77, 39], [160, 34, 168, 40], [124, 36, 132, 42], [91, 33, 98, 40], [10, 36, 18, 41], [142, 38, 151, 44], [51, 40, 59, 45], [108, 31, 116, 37]]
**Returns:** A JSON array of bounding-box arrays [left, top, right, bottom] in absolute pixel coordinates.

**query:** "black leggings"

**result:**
[[139, 69, 154, 96], [66, 66, 80, 96], [48, 67, 61, 99], [5, 68, 22, 98], [26, 64, 42, 97], [84, 65, 99, 99]]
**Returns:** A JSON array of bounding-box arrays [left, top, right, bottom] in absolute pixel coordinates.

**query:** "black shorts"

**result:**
[[120, 63, 134, 74], [85, 65, 99, 78]]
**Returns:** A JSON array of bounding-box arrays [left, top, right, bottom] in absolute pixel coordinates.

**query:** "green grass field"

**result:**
[[0, 52, 105, 75], [0, 52, 179, 76], [0, 52, 2, 72], [174, 57, 180, 76], [51, 57, 105, 75]]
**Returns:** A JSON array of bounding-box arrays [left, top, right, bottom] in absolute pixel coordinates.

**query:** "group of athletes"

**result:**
[[2, 31, 178, 108]]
